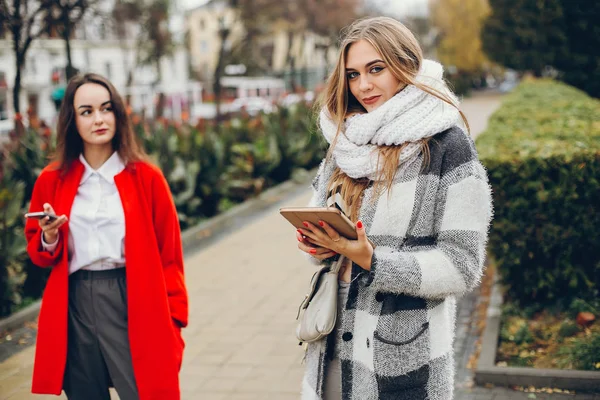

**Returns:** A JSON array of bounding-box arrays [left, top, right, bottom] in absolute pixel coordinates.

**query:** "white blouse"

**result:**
[[42, 152, 126, 274]]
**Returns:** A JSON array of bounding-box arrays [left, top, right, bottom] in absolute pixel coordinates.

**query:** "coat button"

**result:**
[[375, 292, 384, 302], [342, 332, 353, 341]]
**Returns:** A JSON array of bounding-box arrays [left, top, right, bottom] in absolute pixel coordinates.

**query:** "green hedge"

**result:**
[[476, 79, 600, 307]]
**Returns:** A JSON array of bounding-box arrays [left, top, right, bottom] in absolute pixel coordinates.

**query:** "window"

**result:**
[[199, 18, 205, 30], [105, 62, 112, 79], [25, 57, 37, 75]]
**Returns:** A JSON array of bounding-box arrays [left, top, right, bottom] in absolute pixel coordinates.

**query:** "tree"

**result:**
[[297, 0, 363, 86], [41, 0, 99, 80], [140, 0, 172, 118], [233, 0, 362, 86], [211, 0, 272, 122], [554, 0, 600, 97], [111, 0, 142, 104], [481, 0, 566, 77], [482, 0, 598, 97], [207, 0, 362, 121], [114, 0, 172, 116], [430, 0, 491, 73], [0, 0, 47, 114], [402, 16, 437, 59], [213, 15, 230, 123], [305, 0, 362, 39]]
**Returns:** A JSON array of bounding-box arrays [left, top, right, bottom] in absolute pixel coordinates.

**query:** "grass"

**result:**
[[496, 293, 600, 370]]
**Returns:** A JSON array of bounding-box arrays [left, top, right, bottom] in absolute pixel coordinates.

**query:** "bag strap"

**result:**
[[330, 255, 346, 274], [295, 255, 347, 320]]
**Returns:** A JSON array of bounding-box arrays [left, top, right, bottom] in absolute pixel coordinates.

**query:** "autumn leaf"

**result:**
[[430, 0, 491, 72]]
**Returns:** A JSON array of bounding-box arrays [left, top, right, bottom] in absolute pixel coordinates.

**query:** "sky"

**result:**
[[178, 0, 429, 18]]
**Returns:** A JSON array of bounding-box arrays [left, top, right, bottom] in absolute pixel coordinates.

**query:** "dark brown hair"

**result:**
[[52, 73, 147, 172]]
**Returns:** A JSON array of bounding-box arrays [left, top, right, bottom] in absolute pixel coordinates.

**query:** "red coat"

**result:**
[[24, 159, 188, 399]]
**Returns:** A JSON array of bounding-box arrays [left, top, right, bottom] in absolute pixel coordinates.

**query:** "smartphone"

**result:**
[[279, 207, 357, 240], [24, 212, 58, 222]]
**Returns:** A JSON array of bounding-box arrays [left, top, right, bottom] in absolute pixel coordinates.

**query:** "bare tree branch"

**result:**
[[5, 0, 47, 114]]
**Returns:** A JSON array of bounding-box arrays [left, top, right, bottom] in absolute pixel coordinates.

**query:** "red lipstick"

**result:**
[[363, 95, 381, 105]]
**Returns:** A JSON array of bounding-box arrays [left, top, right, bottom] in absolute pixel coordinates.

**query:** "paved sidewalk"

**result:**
[[0, 189, 316, 400], [7, 94, 597, 399]]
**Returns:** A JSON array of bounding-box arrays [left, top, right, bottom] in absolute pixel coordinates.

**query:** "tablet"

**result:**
[[279, 207, 357, 240]]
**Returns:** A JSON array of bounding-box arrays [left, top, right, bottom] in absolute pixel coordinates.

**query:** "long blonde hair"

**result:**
[[319, 17, 469, 221]]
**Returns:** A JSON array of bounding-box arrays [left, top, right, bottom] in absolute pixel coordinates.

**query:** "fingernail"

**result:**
[[357, 221, 363, 229], [302, 221, 309, 228], [297, 229, 303, 234], [318, 220, 324, 227], [309, 248, 317, 254]]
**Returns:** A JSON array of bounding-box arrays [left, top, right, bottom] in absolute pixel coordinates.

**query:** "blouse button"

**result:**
[[342, 332, 353, 341]]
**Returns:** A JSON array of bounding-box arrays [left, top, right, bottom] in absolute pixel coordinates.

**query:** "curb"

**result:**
[[474, 279, 600, 393], [0, 302, 41, 335], [0, 168, 316, 334], [180, 168, 315, 254]]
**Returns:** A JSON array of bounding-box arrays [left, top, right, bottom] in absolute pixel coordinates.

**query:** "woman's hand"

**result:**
[[296, 229, 338, 261], [298, 220, 374, 270], [39, 203, 68, 244]]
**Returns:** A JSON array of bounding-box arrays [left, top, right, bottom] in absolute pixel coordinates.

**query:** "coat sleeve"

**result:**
[[25, 171, 63, 267], [151, 169, 188, 328], [302, 160, 334, 266], [364, 145, 493, 299]]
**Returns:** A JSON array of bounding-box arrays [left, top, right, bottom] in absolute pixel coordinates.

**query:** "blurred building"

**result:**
[[0, 7, 200, 133], [185, 0, 337, 94]]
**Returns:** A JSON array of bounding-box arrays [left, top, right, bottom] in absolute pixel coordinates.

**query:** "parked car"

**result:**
[[227, 97, 275, 116], [280, 93, 303, 107], [279, 91, 316, 108]]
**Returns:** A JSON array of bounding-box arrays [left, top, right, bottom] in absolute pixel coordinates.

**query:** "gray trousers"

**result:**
[[323, 280, 350, 400], [63, 268, 139, 400]]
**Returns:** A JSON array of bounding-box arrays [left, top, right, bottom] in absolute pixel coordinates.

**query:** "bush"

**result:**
[[561, 331, 600, 371], [134, 102, 326, 230], [0, 102, 326, 317], [0, 123, 54, 316], [476, 79, 600, 307], [0, 170, 27, 316], [497, 295, 599, 370]]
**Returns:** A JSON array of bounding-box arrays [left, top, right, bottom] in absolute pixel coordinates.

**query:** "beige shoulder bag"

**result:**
[[295, 256, 345, 343]]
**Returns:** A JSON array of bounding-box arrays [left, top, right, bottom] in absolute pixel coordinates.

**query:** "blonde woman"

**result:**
[[295, 17, 493, 399]]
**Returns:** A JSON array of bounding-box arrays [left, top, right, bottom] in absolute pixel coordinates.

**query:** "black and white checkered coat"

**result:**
[[301, 126, 493, 400]]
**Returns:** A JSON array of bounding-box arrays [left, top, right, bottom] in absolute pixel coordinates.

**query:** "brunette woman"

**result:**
[[25, 73, 187, 400]]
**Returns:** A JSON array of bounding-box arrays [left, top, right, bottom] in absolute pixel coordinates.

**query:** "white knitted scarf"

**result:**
[[319, 59, 462, 180]]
